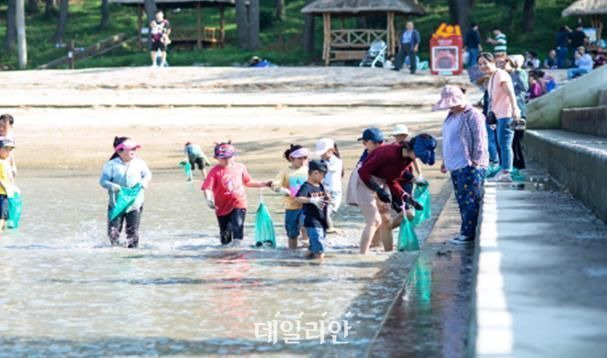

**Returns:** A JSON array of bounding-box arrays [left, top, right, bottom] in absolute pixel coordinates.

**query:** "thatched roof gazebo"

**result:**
[[109, 0, 236, 49], [301, 0, 425, 65], [562, 0, 607, 41]]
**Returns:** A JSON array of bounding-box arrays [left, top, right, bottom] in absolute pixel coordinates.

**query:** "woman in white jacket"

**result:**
[[99, 137, 151, 248]]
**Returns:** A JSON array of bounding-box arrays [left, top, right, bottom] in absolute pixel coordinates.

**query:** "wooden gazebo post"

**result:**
[[387, 11, 395, 56], [323, 13, 331, 66], [196, 1, 202, 49]]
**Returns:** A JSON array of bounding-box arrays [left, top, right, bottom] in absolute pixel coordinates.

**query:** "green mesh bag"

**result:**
[[412, 185, 432, 227], [6, 192, 22, 229], [254, 201, 276, 248], [398, 218, 419, 251], [179, 161, 193, 179], [109, 184, 142, 221]]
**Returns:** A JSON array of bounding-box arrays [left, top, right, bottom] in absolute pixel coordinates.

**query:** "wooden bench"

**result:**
[[331, 50, 367, 61]]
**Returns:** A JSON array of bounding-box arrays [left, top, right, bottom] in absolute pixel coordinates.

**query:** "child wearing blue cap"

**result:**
[[295, 159, 331, 259]]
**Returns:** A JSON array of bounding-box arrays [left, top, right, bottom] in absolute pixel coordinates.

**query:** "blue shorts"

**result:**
[[285, 209, 304, 239], [0, 195, 7, 220], [306, 227, 326, 254]]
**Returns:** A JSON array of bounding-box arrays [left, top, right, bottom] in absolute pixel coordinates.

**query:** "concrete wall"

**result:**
[[526, 65, 607, 129], [524, 130, 607, 222]]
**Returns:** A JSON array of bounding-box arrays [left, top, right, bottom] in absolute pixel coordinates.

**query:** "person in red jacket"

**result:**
[[353, 134, 437, 254]]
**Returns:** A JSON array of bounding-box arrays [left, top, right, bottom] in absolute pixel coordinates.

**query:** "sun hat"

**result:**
[[214, 142, 236, 159], [315, 138, 334, 156], [357, 128, 384, 143], [114, 139, 141, 152], [308, 159, 328, 173], [432, 85, 468, 111], [411, 134, 437, 165], [391, 124, 409, 136], [509, 55, 525, 69]]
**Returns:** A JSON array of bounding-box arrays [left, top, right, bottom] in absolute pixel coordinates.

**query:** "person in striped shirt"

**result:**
[[487, 27, 507, 56]]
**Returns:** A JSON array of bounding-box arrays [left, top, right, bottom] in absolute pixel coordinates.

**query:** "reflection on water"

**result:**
[[0, 172, 435, 355]]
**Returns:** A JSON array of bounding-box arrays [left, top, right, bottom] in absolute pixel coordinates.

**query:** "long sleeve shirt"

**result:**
[[442, 105, 489, 172], [357, 144, 414, 200], [99, 157, 152, 212], [576, 54, 594, 72]]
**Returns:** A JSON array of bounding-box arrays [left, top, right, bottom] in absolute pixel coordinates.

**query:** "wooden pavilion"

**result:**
[[562, 0, 607, 42], [108, 0, 236, 49], [301, 0, 425, 65]]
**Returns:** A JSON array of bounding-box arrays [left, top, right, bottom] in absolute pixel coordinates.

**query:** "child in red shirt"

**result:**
[[202, 142, 271, 246]]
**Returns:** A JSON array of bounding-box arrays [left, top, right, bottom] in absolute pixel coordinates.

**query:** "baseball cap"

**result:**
[[114, 139, 141, 152], [391, 124, 409, 136], [411, 134, 437, 165], [214, 142, 236, 159], [308, 159, 328, 173], [357, 128, 384, 143], [315, 138, 334, 156]]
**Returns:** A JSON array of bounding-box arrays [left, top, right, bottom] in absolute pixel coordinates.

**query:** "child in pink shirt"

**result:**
[[202, 142, 271, 246]]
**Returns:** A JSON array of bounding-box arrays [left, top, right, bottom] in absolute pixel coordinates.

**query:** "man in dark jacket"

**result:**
[[393, 21, 421, 74], [464, 23, 482, 68]]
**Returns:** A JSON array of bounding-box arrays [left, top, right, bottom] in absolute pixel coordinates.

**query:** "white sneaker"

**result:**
[[491, 171, 512, 183], [449, 235, 474, 245]]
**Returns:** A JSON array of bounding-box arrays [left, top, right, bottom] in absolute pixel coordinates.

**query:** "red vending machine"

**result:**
[[430, 23, 463, 76]]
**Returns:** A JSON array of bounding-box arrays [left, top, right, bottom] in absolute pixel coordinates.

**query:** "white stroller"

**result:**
[[359, 40, 387, 68]]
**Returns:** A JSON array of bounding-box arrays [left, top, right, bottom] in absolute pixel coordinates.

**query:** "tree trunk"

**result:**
[[455, 0, 470, 32], [302, 0, 314, 55], [248, 0, 260, 50], [44, 0, 54, 17], [53, 0, 68, 44], [27, 0, 39, 14], [448, 0, 457, 24], [143, 0, 156, 23], [5, 0, 17, 52], [100, 0, 110, 29], [16, 0, 27, 69], [275, 0, 285, 21], [235, 0, 249, 49], [523, 0, 535, 32]]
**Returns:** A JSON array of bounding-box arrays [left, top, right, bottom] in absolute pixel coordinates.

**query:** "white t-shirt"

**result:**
[[322, 155, 343, 193]]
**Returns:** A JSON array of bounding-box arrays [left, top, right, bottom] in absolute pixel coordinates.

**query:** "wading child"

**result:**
[[0, 138, 16, 230], [315, 138, 343, 233], [0, 114, 16, 179], [184, 142, 211, 181], [271, 144, 309, 249], [99, 137, 152, 248], [295, 160, 331, 259], [202, 142, 271, 246]]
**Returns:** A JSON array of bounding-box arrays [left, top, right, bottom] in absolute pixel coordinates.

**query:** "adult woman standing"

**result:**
[[477, 52, 520, 182], [434, 86, 488, 244]]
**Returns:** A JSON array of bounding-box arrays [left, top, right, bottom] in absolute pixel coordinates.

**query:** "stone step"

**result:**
[[600, 89, 607, 106], [561, 105, 607, 137], [523, 129, 607, 221]]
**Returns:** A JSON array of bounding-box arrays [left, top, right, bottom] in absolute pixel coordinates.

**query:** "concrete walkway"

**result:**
[[472, 166, 607, 357]]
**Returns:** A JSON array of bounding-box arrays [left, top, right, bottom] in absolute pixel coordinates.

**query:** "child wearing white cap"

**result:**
[[315, 138, 343, 233], [271, 144, 310, 249]]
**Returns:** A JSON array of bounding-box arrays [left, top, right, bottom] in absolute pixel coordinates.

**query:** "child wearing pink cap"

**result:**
[[271, 144, 309, 249], [99, 137, 152, 248], [202, 142, 271, 246]]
